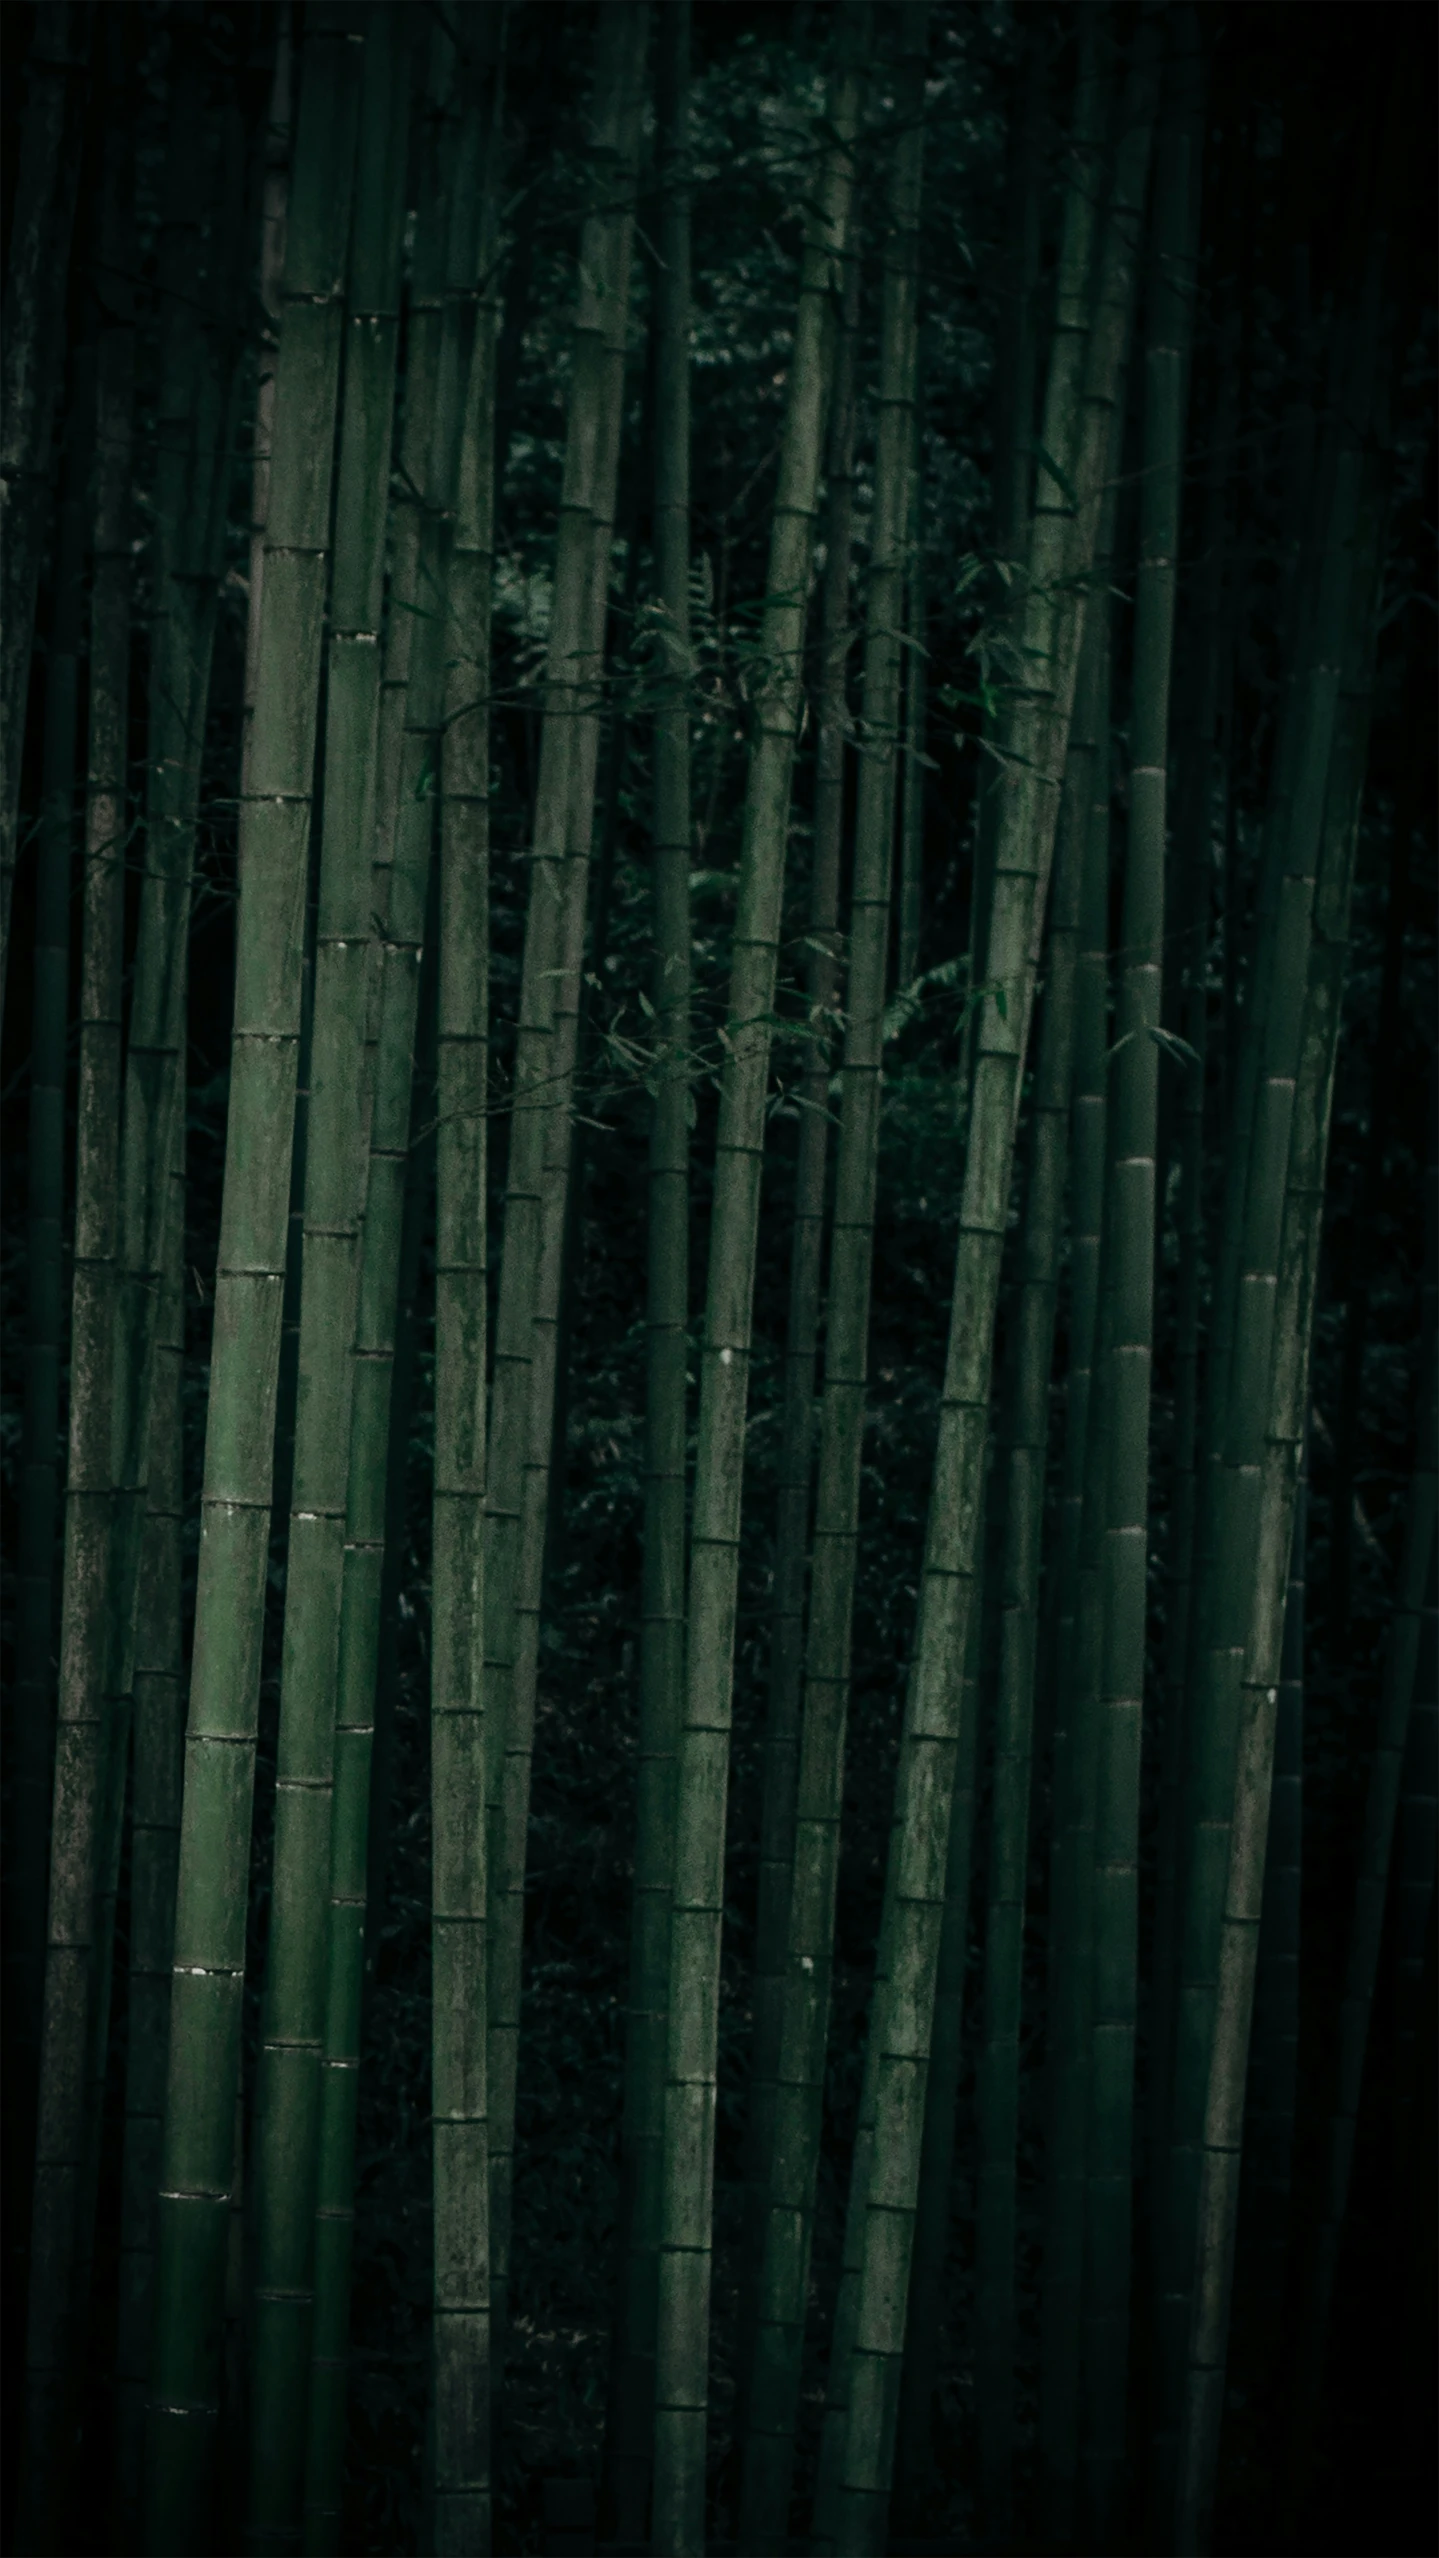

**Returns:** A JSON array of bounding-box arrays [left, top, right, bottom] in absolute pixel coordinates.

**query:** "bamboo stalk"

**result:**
[[736, 220, 862, 2430], [651, 18, 865, 2545], [821, 29, 1160, 2549], [247, 13, 412, 2541], [12, 320, 94, 2558], [1080, 25, 1201, 2536], [430, 19, 504, 2549], [1151, 259, 1381, 2520], [144, 23, 363, 2543], [739, 18, 928, 2533], [1178, 417, 1394, 2557], [606, 5, 693, 2535]]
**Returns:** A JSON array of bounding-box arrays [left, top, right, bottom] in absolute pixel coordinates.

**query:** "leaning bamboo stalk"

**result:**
[[1236, 1434, 1305, 2367], [0, 0, 90, 1017], [1177, 426, 1393, 2557], [1080, 26, 1201, 2536], [896, 337, 926, 992], [486, 0, 649, 2359], [247, 14, 413, 2542], [651, 20, 864, 2545], [1151, 262, 1379, 2515], [145, 24, 363, 2545], [822, 32, 1160, 2550], [739, 19, 928, 2534], [429, 22, 504, 2550], [607, 6, 693, 2534], [12, 325, 94, 2558]]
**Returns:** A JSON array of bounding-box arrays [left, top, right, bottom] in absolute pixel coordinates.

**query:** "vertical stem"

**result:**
[[606, 4, 692, 2536], [739, 17, 927, 2534], [651, 20, 864, 2546], [145, 24, 362, 2544]]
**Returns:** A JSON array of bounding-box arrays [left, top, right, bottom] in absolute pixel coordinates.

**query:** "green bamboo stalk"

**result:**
[[1080, 28, 1201, 2536], [144, 25, 363, 2546], [1235, 1435, 1305, 2366], [241, 9, 296, 793], [889, 1483, 989, 2511], [606, 6, 692, 2536], [1150, 268, 1380, 2524], [650, 22, 864, 2547], [896, 335, 926, 993], [1149, 330, 1238, 2203], [246, 15, 412, 2543], [963, 11, 1049, 1106], [739, 21, 927, 2536], [1037, 548, 1114, 2549], [115, 1102, 186, 2552], [300, 39, 470, 2540], [1177, 427, 1393, 2557], [430, 22, 504, 2550], [12, 324, 94, 2558], [0, 0, 89, 1018], [486, 0, 649, 2360], [737, 219, 862, 2425], [822, 30, 1160, 2544], [972, 481, 1091, 2530]]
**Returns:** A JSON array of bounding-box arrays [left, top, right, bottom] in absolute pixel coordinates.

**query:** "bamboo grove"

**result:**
[[0, 4, 1433, 2555]]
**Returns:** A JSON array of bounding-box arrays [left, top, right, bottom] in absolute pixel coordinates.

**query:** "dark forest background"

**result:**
[[0, 3, 1435, 2554]]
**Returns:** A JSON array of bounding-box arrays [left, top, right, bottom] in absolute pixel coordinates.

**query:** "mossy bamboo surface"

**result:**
[[1151, 275, 1378, 2520], [144, 24, 362, 2545], [608, 6, 692, 2534], [247, 16, 411, 2544], [972, 537, 1089, 2532], [739, 20, 927, 2535], [430, 22, 503, 2550], [12, 327, 93, 2558], [823, 33, 1159, 2550], [1080, 30, 1200, 2535], [0, 0, 89, 1016], [486, 1, 648, 2358], [1178, 436, 1392, 2556], [738, 227, 862, 2431], [650, 21, 863, 2546]]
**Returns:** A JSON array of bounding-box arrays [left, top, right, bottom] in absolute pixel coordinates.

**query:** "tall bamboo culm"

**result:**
[[1081, 22, 1200, 2538], [12, 320, 93, 2558], [607, 4, 692, 2536], [144, 23, 362, 2545], [429, 19, 504, 2549], [651, 18, 864, 2545], [819, 29, 1160, 2553], [484, 4, 649, 2362], [740, 17, 928, 2536], [1151, 252, 1381, 2526], [301, 35, 473, 2538], [246, 15, 412, 2545], [1178, 405, 1392, 2555], [738, 227, 862, 2433]]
